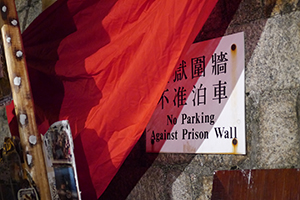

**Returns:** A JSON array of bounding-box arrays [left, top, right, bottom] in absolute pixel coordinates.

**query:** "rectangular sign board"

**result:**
[[146, 32, 245, 154]]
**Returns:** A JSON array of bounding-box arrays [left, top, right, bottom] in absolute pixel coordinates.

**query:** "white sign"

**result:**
[[146, 32, 245, 154]]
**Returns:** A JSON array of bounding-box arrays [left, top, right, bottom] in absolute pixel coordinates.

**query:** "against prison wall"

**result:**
[[102, 1, 300, 199], [0, 0, 299, 199]]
